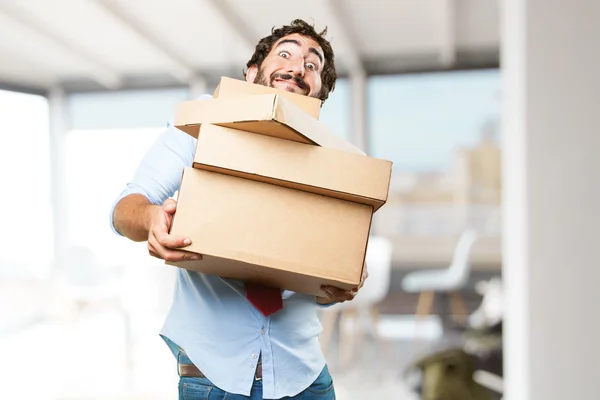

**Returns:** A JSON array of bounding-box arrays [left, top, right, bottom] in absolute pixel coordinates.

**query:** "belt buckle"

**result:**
[[255, 362, 262, 381]]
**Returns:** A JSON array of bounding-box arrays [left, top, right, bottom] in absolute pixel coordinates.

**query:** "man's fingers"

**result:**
[[163, 198, 177, 214], [152, 249, 203, 262], [161, 249, 204, 262], [155, 229, 192, 249], [321, 286, 355, 302], [146, 200, 201, 262], [148, 232, 202, 262], [149, 239, 202, 262]]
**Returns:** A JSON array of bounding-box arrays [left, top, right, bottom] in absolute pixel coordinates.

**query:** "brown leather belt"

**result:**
[[178, 363, 263, 380]]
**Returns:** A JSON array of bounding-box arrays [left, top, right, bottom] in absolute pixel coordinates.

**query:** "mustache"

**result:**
[[272, 74, 309, 91]]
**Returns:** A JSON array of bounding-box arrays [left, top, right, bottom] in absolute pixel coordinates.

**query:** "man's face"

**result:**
[[246, 33, 324, 98]]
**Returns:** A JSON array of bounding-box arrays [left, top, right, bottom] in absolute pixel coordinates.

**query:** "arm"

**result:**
[[113, 193, 158, 242], [113, 194, 202, 262], [110, 119, 204, 262]]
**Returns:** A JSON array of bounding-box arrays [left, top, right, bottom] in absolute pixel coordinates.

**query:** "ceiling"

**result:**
[[0, 0, 499, 94]]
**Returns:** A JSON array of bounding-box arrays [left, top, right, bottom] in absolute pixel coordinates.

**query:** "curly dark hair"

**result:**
[[245, 19, 337, 103]]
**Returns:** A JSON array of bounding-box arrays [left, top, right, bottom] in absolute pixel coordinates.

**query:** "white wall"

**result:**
[[502, 1, 600, 399]]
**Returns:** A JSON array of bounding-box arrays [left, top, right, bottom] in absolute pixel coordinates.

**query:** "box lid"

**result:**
[[174, 94, 365, 155], [194, 124, 392, 211], [213, 76, 322, 120]]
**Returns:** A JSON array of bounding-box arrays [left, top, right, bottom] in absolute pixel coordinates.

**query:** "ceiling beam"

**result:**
[[0, 80, 48, 96], [0, 2, 121, 89], [204, 0, 257, 53], [95, 0, 197, 83], [439, 0, 457, 67], [324, 0, 365, 74]]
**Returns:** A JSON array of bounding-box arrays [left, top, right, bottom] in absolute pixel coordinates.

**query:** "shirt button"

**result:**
[[250, 364, 254, 368], [252, 354, 257, 359], [260, 329, 265, 335]]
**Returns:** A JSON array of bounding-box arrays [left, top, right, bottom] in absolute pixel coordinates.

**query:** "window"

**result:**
[[368, 70, 500, 171], [0, 90, 51, 278], [318, 78, 351, 141], [367, 70, 502, 237], [65, 127, 163, 264]]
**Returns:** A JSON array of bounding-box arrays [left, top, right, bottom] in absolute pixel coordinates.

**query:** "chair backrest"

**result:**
[[352, 236, 394, 306], [447, 229, 478, 283]]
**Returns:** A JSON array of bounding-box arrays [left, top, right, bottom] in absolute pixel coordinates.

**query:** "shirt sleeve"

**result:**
[[108, 95, 211, 235], [316, 299, 338, 308]]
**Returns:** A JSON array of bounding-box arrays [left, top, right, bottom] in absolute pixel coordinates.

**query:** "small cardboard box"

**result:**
[[213, 77, 322, 120], [193, 124, 392, 211], [174, 93, 365, 155], [168, 168, 372, 297]]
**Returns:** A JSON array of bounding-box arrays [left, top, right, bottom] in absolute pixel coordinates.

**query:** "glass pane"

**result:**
[[0, 90, 51, 278], [368, 70, 500, 171], [65, 128, 162, 263], [368, 70, 502, 238], [318, 78, 351, 141]]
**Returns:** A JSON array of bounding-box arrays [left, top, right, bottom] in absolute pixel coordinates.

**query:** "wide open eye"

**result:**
[[279, 51, 290, 59], [305, 62, 317, 71]]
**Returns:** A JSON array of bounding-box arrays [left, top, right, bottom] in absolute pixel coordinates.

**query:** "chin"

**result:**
[[283, 86, 303, 94], [273, 81, 308, 96]]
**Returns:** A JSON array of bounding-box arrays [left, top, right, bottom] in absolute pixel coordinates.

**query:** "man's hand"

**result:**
[[147, 198, 203, 262], [316, 263, 369, 305]]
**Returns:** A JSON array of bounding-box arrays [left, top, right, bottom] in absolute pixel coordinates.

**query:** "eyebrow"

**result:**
[[276, 39, 324, 64]]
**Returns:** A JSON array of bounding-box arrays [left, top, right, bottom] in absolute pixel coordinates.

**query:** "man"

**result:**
[[111, 19, 368, 399]]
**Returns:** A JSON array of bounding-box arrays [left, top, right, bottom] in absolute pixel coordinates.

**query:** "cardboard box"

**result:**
[[213, 76, 322, 120], [168, 168, 372, 297], [174, 93, 365, 155], [194, 124, 392, 211]]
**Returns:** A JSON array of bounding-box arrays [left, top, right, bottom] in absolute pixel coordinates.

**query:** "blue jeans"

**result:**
[[162, 336, 336, 400]]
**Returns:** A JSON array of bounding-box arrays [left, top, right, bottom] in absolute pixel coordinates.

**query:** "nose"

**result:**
[[287, 59, 305, 77]]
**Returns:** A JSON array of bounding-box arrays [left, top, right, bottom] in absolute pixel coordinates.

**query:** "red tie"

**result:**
[[245, 283, 283, 316]]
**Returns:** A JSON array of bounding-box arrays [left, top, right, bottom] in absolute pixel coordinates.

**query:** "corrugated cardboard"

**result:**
[[174, 94, 365, 155], [193, 124, 392, 211], [213, 76, 322, 120], [168, 168, 372, 296]]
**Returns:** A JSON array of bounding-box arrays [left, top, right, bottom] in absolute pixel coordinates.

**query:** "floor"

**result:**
[[0, 272, 496, 400], [0, 308, 453, 399]]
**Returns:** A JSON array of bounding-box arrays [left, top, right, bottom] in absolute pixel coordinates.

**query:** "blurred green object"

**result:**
[[408, 348, 494, 400]]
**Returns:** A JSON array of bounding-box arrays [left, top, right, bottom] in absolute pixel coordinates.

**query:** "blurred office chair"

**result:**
[[401, 229, 479, 327], [319, 236, 393, 367]]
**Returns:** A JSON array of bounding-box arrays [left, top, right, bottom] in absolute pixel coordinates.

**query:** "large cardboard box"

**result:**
[[213, 76, 322, 120], [168, 168, 372, 297], [193, 124, 392, 211], [174, 93, 365, 155]]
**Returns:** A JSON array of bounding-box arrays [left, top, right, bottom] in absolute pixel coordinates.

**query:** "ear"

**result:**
[[246, 65, 258, 83]]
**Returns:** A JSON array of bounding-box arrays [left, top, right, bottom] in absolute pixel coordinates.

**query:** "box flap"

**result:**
[[216, 121, 316, 144], [213, 76, 322, 119], [175, 94, 365, 155], [174, 94, 278, 138], [273, 95, 366, 155]]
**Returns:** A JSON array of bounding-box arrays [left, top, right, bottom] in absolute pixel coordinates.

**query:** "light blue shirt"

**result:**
[[110, 94, 329, 399]]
